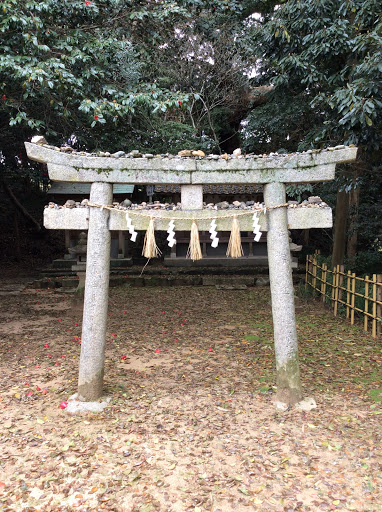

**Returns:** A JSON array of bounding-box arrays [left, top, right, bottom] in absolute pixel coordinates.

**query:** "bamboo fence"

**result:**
[[305, 255, 382, 338]]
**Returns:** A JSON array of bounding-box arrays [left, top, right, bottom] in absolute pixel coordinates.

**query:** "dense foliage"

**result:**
[[0, 0, 257, 159], [242, 0, 382, 257], [243, 0, 382, 154]]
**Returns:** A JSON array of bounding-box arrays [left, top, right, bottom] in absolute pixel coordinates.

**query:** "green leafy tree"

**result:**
[[243, 0, 382, 263], [0, 0, 259, 158], [0, 0, 198, 156]]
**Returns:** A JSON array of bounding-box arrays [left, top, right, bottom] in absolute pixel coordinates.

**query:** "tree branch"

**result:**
[[2, 182, 42, 232]]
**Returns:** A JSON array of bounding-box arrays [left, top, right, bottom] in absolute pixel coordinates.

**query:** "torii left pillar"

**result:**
[[77, 182, 112, 401]]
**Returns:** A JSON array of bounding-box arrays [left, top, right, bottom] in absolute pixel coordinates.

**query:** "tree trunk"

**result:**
[[347, 185, 360, 263], [332, 189, 349, 268], [303, 229, 310, 246]]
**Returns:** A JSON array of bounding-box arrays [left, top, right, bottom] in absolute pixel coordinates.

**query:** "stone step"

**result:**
[[203, 276, 255, 286], [52, 258, 132, 269]]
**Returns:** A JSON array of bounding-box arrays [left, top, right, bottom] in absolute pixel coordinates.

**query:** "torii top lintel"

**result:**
[[25, 143, 357, 185]]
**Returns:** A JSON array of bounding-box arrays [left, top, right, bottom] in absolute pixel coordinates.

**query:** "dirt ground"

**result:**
[[0, 282, 381, 512]]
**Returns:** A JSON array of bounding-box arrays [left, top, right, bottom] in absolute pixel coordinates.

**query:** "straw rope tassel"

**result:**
[[142, 217, 161, 258], [187, 221, 203, 261], [227, 216, 244, 258]]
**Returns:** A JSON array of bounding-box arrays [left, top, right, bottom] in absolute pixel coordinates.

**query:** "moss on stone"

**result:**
[[78, 368, 105, 401], [276, 356, 302, 405]]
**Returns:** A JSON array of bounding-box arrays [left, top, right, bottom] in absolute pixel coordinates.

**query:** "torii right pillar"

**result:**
[[264, 182, 301, 404]]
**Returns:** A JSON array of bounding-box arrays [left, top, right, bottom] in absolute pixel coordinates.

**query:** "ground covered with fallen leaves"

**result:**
[[0, 282, 381, 512]]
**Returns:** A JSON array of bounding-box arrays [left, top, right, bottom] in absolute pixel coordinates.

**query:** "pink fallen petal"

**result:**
[[36, 386, 41, 391], [155, 349, 161, 354], [60, 401, 68, 409], [44, 344, 49, 348]]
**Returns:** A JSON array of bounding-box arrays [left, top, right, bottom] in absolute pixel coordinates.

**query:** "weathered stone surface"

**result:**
[[44, 205, 333, 232], [264, 182, 302, 404], [308, 196, 323, 204], [295, 397, 317, 411], [256, 276, 270, 286], [24, 143, 357, 184], [192, 150, 205, 157], [181, 185, 203, 210], [193, 163, 337, 184], [31, 135, 48, 145], [46, 163, 195, 184], [77, 182, 112, 401], [44, 208, 89, 230], [216, 201, 230, 209], [111, 151, 125, 158], [274, 401, 289, 412], [66, 393, 111, 414]]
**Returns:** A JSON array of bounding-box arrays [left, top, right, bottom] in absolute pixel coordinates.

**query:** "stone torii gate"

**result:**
[[26, 142, 357, 408]]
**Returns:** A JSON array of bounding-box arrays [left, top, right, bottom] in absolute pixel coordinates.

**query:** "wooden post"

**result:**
[[346, 270, 351, 320], [313, 257, 317, 292], [305, 255, 309, 289], [377, 275, 382, 335], [338, 264, 344, 303], [351, 272, 356, 325], [372, 274, 377, 338], [364, 276, 369, 334], [334, 266, 340, 317], [322, 263, 327, 303]]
